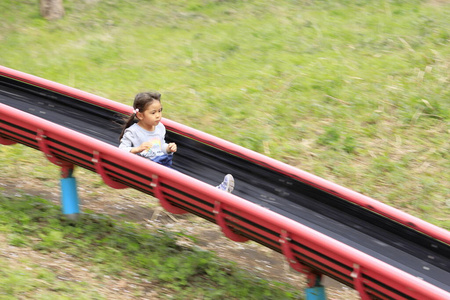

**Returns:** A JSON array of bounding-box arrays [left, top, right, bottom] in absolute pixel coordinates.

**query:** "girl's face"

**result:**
[[136, 100, 162, 131]]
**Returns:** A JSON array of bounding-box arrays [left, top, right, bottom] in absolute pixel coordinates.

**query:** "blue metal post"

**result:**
[[60, 167, 80, 219], [305, 273, 327, 300], [305, 286, 327, 300]]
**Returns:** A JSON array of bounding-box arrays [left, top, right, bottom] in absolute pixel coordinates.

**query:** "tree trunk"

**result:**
[[40, 0, 65, 20]]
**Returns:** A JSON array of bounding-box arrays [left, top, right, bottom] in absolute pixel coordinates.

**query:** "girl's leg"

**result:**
[[216, 174, 235, 193]]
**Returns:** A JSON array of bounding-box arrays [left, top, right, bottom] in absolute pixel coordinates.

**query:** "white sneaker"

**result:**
[[216, 174, 235, 193]]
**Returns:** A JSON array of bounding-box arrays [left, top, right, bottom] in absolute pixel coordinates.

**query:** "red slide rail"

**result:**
[[1, 65, 449, 299]]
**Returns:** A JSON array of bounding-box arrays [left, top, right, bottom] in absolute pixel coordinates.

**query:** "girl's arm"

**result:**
[[119, 130, 147, 153], [131, 142, 153, 154]]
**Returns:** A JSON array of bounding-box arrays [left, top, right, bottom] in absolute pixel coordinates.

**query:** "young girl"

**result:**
[[119, 91, 235, 193]]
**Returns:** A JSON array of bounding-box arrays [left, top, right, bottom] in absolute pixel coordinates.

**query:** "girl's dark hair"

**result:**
[[119, 91, 161, 140]]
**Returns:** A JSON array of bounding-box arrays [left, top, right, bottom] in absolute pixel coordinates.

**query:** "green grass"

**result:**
[[0, 259, 104, 299], [0, 194, 299, 299], [0, 0, 449, 295], [2, 0, 448, 227]]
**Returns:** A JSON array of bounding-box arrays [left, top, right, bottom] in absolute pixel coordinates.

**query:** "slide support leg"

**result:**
[[60, 166, 80, 220], [305, 273, 327, 300]]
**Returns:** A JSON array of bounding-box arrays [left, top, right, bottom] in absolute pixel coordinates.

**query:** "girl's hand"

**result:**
[[131, 142, 152, 154], [167, 143, 177, 153]]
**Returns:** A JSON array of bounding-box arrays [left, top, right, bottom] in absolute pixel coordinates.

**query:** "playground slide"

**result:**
[[1, 65, 449, 299]]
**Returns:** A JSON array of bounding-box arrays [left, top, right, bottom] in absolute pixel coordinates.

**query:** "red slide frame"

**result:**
[[1, 65, 449, 299]]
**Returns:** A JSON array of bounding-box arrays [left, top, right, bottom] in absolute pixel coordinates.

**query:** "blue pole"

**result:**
[[305, 286, 327, 300], [60, 174, 80, 219], [305, 273, 327, 300]]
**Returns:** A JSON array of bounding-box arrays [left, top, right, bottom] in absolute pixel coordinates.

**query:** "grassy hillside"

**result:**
[[1, 0, 448, 227], [0, 0, 448, 298], [0, 193, 300, 299]]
